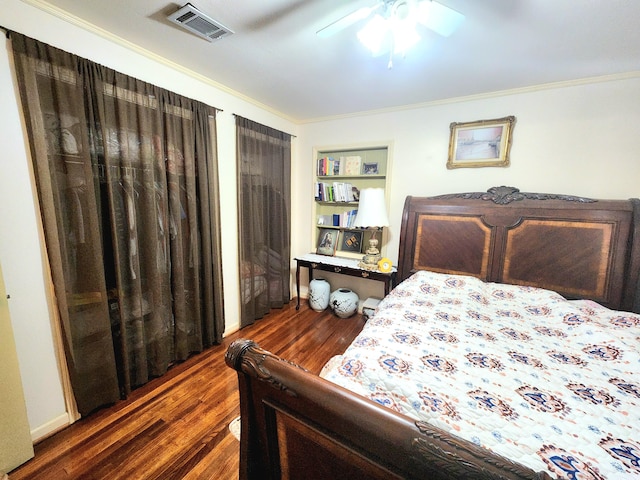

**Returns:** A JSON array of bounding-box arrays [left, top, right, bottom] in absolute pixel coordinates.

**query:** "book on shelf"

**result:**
[[343, 155, 362, 175], [316, 156, 345, 176], [317, 157, 329, 176], [318, 155, 364, 176], [332, 182, 347, 202], [316, 209, 358, 228], [341, 209, 358, 228], [315, 182, 357, 202], [334, 158, 343, 175], [314, 182, 333, 202]]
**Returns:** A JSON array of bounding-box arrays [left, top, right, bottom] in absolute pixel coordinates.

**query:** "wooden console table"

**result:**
[[294, 253, 397, 310]]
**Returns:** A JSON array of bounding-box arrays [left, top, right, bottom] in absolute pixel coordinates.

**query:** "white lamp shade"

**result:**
[[353, 188, 390, 228]]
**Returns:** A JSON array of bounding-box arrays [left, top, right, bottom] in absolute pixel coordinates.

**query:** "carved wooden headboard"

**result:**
[[397, 187, 640, 312]]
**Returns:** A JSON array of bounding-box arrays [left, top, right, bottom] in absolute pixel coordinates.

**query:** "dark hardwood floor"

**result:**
[[9, 301, 365, 480]]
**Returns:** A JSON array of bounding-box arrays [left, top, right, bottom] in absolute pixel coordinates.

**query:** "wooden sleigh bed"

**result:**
[[226, 187, 640, 479]]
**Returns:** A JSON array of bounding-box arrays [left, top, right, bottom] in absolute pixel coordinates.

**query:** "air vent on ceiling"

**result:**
[[168, 3, 234, 42]]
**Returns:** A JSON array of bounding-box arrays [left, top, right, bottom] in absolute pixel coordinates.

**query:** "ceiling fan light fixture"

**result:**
[[392, 23, 420, 54], [415, 0, 464, 37], [354, 6, 379, 22], [321, 0, 465, 61], [317, 3, 383, 37], [389, 6, 419, 54], [357, 14, 390, 54]]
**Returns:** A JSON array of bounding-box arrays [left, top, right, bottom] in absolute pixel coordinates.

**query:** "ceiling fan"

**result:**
[[317, 0, 464, 62]]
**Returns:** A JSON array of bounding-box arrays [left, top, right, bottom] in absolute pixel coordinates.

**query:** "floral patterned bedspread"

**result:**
[[320, 270, 640, 479]]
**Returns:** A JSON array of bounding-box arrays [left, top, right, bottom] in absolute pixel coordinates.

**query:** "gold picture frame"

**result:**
[[447, 116, 516, 169]]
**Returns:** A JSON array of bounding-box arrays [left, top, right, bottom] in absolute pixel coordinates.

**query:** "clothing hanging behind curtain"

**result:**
[[11, 32, 224, 416], [236, 116, 291, 328]]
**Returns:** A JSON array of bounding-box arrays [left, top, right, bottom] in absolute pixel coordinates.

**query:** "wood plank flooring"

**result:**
[[9, 301, 365, 480]]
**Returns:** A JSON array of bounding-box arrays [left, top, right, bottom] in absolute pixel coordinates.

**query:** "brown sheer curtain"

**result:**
[[11, 33, 224, 415], [236, 117, 291, 327]]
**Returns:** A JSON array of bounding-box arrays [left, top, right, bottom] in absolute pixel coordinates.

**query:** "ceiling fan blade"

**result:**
[[316, 3, 383, 38], [416, 0, 464, 37]]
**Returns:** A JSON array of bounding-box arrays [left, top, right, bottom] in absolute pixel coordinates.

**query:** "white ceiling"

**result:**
[[36, 0, 640, 122]]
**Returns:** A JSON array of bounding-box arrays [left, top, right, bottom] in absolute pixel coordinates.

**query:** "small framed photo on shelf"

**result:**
[[351, 185, 360, 201], [340, 230, 363, 253], [362, 162, 379, 174], [316, 228, 339, 256]]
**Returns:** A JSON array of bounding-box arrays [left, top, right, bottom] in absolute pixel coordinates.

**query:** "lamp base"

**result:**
[[358, 253, 381, 271], [359, 230, 382, 271]]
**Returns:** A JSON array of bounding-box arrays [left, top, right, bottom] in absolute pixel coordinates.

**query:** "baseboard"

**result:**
[[223, 321, 240, 338], [31, 412, 70, 443]]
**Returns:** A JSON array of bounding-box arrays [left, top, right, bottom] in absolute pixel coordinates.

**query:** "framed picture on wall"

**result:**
[[447, 116, 516, 169], [316, 228, 339, 256]]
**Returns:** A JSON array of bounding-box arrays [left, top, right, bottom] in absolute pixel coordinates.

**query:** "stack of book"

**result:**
[[317, 155, 362, 176], [314, 182, 359, 202], [317, 209, 359, 228]]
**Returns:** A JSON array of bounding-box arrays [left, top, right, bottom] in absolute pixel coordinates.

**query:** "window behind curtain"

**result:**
[[236, 117, 291, 327], [11, 32, 224, 415]]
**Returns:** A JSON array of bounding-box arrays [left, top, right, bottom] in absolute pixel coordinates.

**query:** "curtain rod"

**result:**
[[1, 25, 224, 114], [233, 113, 296, 138]]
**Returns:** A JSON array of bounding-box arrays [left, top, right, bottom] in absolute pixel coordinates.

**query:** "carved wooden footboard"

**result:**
[[225, 339, 552, 480]]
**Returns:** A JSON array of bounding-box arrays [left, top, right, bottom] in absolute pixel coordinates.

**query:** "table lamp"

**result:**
[[353, 188, 390, 270]]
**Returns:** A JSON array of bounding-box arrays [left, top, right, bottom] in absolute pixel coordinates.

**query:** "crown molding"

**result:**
[[20, 0, 299, 124], [300, 71, 640, 124]]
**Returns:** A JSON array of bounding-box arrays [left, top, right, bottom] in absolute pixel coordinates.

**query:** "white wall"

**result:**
[[294, 76, 640, 301], [0, 0, 298, 441]]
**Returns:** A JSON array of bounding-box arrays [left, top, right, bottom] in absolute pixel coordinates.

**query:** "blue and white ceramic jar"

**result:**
[[329, 288, 359, 318], [309, 278, 330, 311]]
